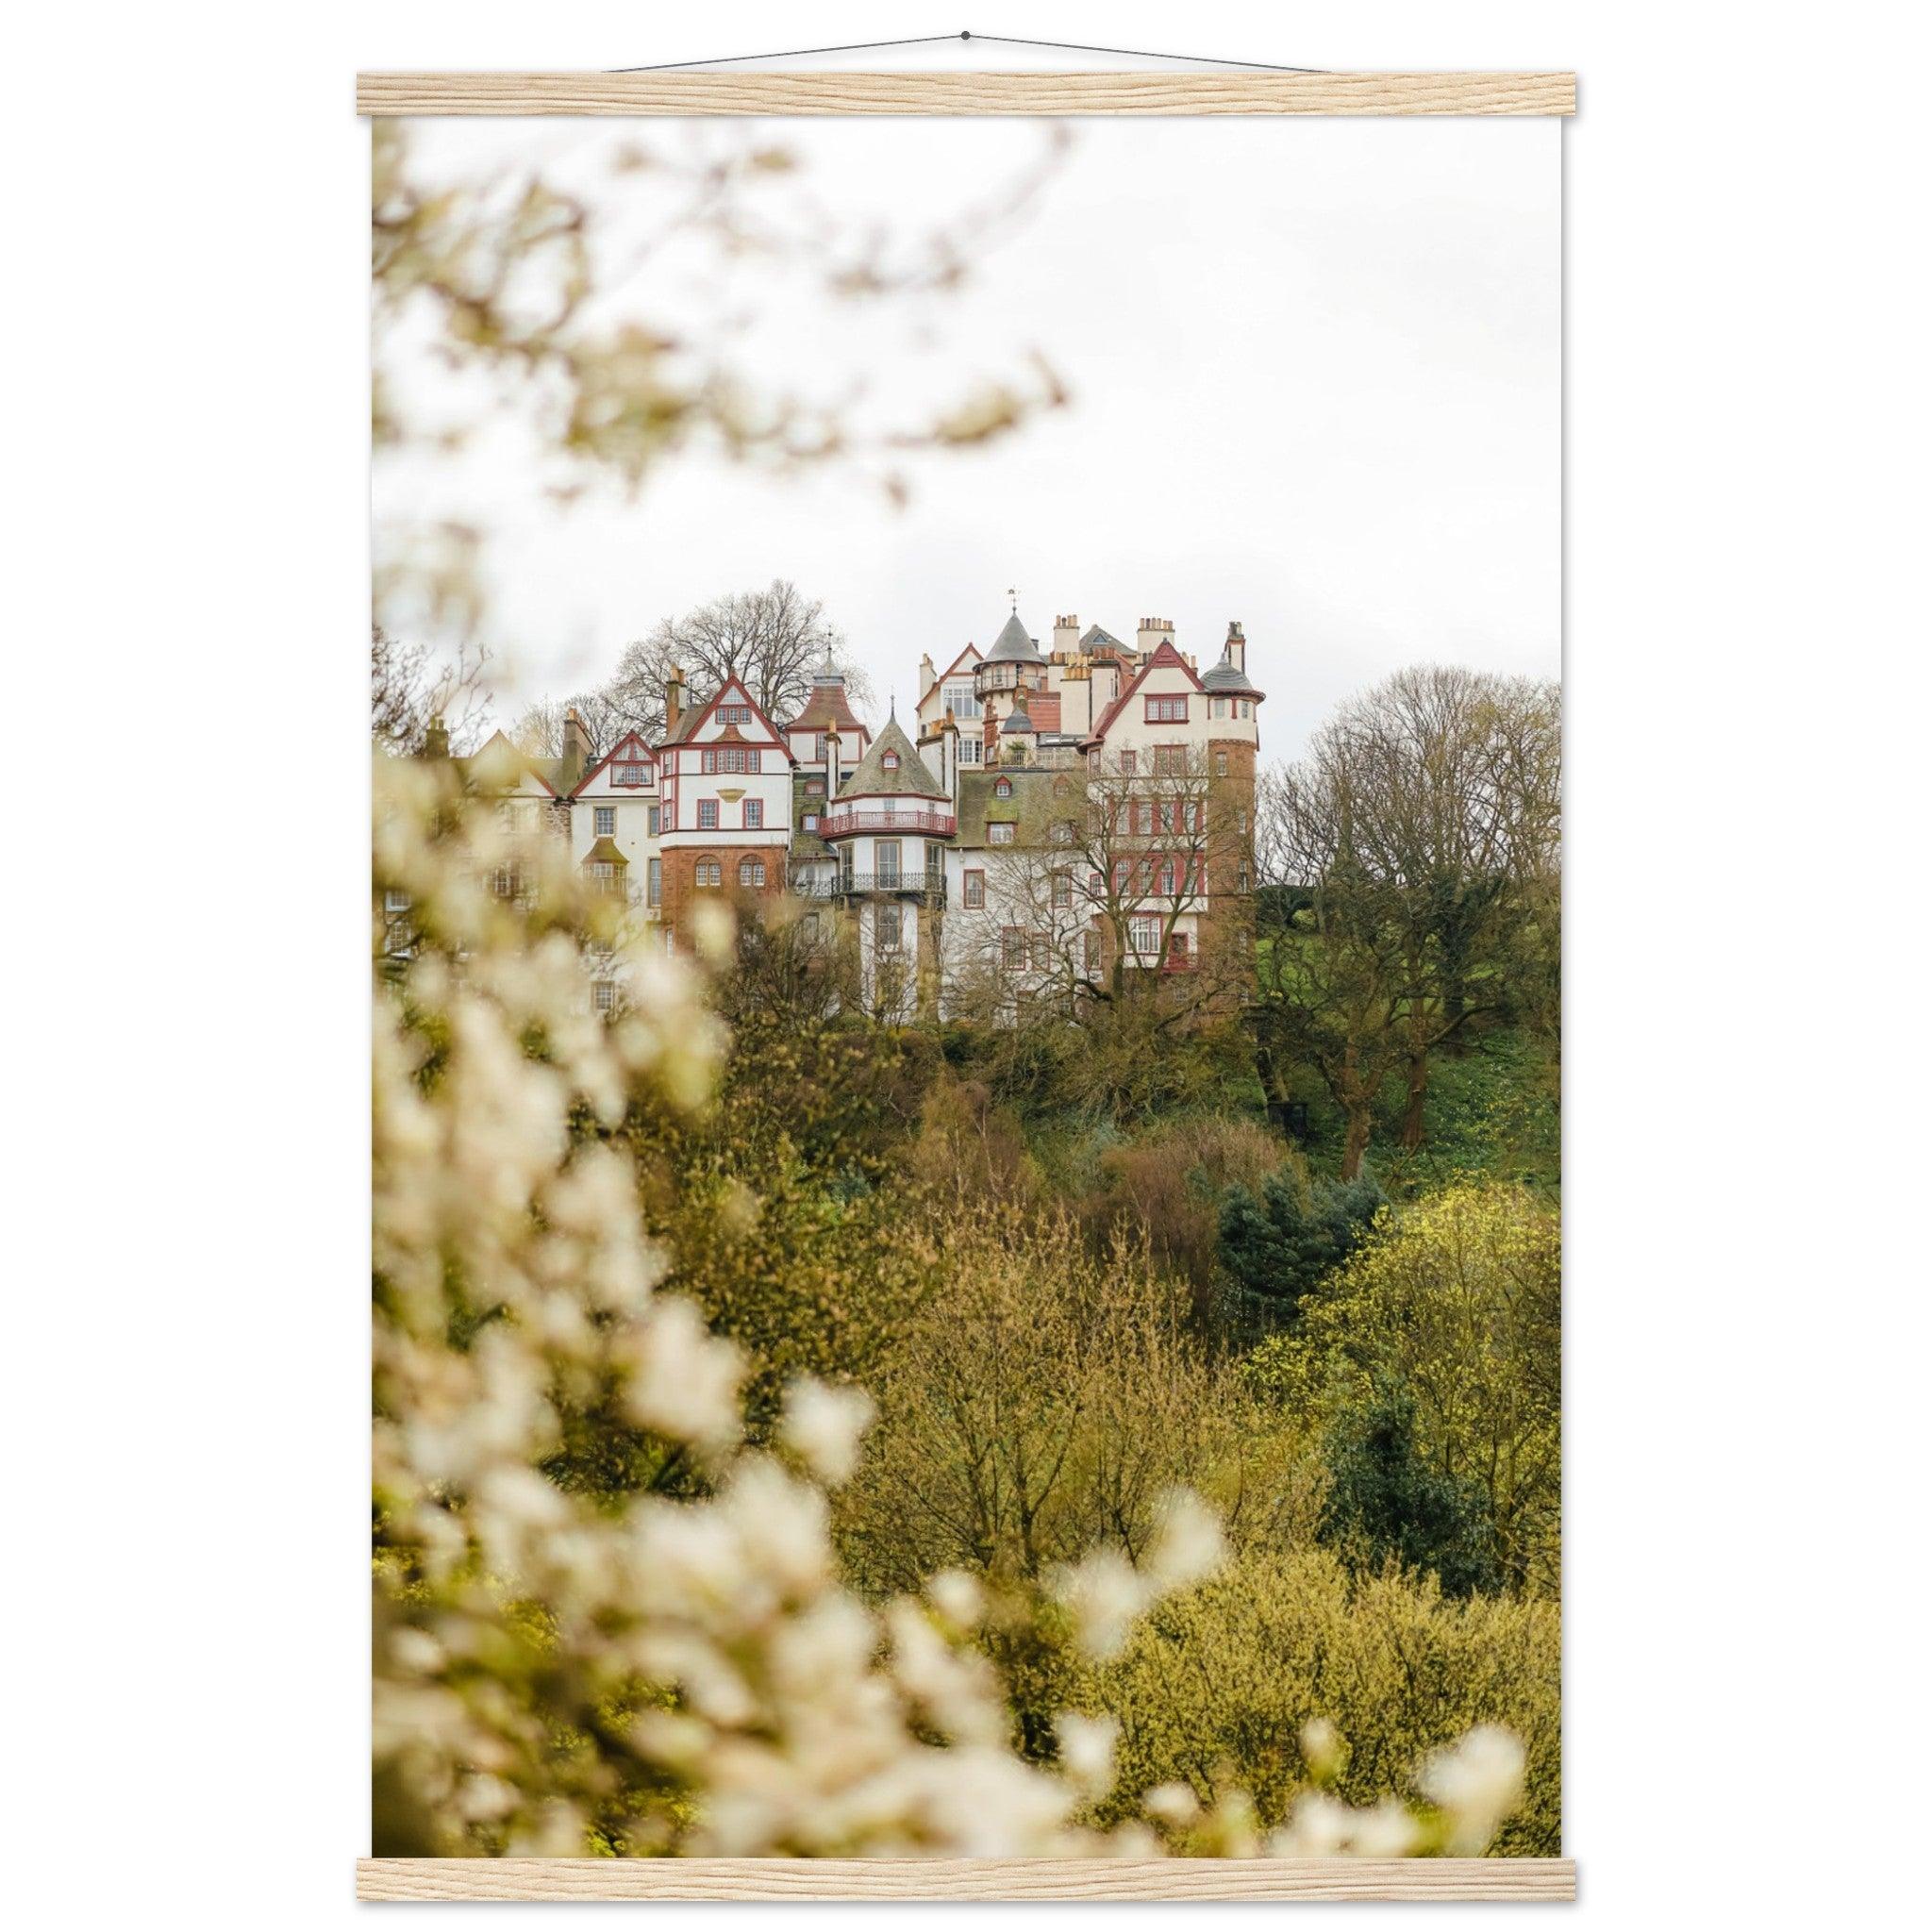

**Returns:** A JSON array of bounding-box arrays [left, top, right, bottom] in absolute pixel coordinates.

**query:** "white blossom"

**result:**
[[1418, 1724, 1525, 1855], [780, 1376, 876, 1486], [1054, 1712, 1119, 1797], [621, 1295, 745, 1449]]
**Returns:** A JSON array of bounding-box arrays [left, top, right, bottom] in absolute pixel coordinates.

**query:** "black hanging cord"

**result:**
[[611, 30, 1324, 76]]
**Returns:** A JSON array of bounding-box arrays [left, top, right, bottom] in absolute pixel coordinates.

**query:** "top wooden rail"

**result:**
[[356, 72, 1576, 119]]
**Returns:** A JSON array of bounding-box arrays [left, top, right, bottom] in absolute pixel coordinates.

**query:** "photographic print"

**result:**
[[370, 78, 1563, 1897]]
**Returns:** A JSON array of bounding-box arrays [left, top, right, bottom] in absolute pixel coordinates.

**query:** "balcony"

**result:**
[[789, 868, 945, 906], [817, 808, 957, 840]]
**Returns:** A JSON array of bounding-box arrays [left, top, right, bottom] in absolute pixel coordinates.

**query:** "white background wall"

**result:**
[[7, 5, 1927, 1926]]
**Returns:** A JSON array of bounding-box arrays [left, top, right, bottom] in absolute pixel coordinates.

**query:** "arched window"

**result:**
[[739, 858, 766, 888], [994, 776, 1012, 799], [882, 750, 900, 771]]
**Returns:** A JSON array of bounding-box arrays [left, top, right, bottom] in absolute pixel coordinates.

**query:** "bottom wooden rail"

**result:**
[[358, 1855, 1577, 1902]]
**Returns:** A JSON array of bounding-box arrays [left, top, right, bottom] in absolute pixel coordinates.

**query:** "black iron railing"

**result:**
[[789, 869, 945, 906]]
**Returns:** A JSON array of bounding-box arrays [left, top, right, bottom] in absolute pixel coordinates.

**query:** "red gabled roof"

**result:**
[[570, 731, 657, 799], [921, 642, 983, 705], [658, 677, 794, 759], [1086, 640, 1205, 745]]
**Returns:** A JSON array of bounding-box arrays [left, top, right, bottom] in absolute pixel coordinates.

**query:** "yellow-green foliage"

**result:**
[[838, 1212, 1318, 1596], [1091, 1548, 1560, 1855], [1250, 1184, 1560, 1596], [611, 1003, 941, 1433]]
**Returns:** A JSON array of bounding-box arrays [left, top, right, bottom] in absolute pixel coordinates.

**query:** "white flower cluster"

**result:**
[[371, 758, 1526, 1860]]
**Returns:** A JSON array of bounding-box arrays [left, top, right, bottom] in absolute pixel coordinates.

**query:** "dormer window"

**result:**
[[882, 750, 900, 771], [994, 777, 1012, 799], [615, 761, 648, 786]]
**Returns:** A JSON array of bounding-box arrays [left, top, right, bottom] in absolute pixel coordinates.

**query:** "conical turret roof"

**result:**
[[1201, 650, 1261, 694], [985, 608, 1045, 665]]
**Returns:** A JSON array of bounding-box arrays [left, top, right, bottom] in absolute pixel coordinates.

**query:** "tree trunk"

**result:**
[[1341, 1102, 1373, 1180], [1253, 1041, 1291, 1108], [1400, 1042, 1430, 1149]]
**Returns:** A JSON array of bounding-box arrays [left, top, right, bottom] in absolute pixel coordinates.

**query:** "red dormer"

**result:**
[[572, 732, 658, 797]]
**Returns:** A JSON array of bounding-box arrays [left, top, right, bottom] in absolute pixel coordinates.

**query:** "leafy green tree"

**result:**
[[1299, 1184, 1560, 1595], [1090, 1546, 1559, 1855], [1218, 1166, 1384, 1317], [1319, 1376, 1501, 1598]]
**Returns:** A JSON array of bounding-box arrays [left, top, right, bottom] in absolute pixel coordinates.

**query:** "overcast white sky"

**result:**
[[376, 114, 1557, 766]]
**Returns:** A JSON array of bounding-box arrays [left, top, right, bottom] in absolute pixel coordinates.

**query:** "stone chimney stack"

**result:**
[[423, 716, 450, 760], [919, 652, 936, 699], [938, 709, 958, 798], [663, 666, 687, 741], [824, 724, 841, 790], [1225, 620, 1246, 677], [562, 706, 591, 784], [1054, 613, 1079, 657], [1136, 616, 1175, 658]]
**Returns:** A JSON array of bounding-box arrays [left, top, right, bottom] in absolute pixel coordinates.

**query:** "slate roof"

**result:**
[[985, 608, 1046, 666], [836, 711, 947, 800], [1200, 652, 1264, 696], [1001, 705, 1036, 735], [953, 766, 1058, 848], [1078, 624, 1124, 650]]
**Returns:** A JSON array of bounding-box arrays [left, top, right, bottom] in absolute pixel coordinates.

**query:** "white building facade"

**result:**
[[415, 603, 1263, 1019]]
